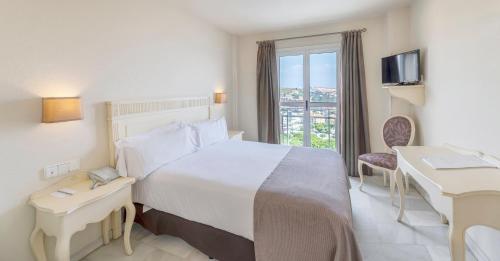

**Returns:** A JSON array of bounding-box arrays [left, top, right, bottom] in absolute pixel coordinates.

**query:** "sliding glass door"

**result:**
[[278, 46, 339, 150]]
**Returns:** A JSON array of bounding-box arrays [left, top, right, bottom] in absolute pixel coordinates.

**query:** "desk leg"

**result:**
[[111, 210, 122, 239], [358, 161, 365, 190], [30, 226, 47, 261], [449, 223, 466, 261], [395, 167, 406, 222], [390, 170, 396, 200], [404, 174, 410, 194], [54, 235, 71, 261], [102, 215, 111, 245], [123, 199, 136, 255]]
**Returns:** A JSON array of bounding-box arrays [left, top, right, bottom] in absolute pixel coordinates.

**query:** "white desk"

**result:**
[[393, 145, 500, 261], [29, 173, 136, 261]]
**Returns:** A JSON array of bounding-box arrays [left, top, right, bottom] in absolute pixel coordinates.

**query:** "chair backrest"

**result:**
[[382, 115, 415, 151]]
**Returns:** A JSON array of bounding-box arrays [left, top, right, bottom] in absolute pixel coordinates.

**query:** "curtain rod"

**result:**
[[255, 28, 366, 44]]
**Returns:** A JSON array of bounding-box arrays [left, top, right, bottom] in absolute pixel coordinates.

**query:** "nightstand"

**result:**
[[29, 172, 135, 261], [228, 130, 244, 140]]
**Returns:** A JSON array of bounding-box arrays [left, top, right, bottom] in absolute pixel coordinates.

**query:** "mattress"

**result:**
[[133, 140, 291, 240]]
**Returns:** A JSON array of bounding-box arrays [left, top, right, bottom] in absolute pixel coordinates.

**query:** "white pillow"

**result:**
[[191, 117, 229, 148], [114, 121, 182, 176], [152, 121, 184, 133], [115, 125, 197, 179]]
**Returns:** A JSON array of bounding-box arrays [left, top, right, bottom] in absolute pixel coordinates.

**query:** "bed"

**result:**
[[107, 97, 361, 261]]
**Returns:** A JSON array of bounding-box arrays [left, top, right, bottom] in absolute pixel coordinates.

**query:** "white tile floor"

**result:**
[[350, 176, 479, 261], [83, 176, 478, 261]]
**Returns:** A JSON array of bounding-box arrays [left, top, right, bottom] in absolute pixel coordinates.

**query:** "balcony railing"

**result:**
[[280, 107, 336, 150]]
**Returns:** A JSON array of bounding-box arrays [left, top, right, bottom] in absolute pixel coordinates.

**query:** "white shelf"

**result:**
[[383, 85, 425, 106]]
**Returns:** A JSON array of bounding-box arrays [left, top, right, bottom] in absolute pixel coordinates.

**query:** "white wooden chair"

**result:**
[[358, 115, 415, 198]]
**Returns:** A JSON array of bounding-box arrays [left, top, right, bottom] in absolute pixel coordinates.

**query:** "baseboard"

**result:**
[[411, 178, 485, 261], [70, 238, 103, 261]]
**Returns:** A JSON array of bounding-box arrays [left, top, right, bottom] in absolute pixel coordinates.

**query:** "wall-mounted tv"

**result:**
[[382, 49, 421, 85]]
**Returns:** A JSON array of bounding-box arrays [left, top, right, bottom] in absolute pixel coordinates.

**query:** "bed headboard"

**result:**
[[106, 96, 212, 166]]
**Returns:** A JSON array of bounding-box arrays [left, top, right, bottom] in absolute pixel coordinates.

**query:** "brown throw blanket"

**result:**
[[254, 147, 362, 261]]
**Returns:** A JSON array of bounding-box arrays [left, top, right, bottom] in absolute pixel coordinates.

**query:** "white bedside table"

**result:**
[[228, 130, 244, 140], [29, 172, 136, 261]]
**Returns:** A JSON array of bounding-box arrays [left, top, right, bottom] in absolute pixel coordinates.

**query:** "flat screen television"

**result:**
[[382, 50, 421, 85]]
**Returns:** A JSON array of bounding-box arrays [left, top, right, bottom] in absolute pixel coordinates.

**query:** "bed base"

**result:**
[[134, 203, 255, 261]]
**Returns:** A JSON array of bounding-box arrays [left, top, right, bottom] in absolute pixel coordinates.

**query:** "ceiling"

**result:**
[[170, 0, 411, 35]]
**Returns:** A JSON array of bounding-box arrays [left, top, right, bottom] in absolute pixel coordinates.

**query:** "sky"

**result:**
[[279, 52, 337, 88]]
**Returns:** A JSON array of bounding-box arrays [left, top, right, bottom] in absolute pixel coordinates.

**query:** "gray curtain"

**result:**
[[339, 31, 371, 177], [257, 41, 280, 144]]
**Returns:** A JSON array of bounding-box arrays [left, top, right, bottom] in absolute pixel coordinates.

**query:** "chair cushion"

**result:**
[[359, 153, 397, 170]]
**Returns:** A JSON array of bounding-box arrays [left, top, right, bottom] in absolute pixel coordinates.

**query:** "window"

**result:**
[[278, 45, 339, 150]]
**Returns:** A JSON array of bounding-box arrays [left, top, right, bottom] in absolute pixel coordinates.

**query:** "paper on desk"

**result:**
[[50, 191, 70, 198], [422, 155, 498, 169]]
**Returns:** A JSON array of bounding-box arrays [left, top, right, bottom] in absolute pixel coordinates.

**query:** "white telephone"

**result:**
[[88, 167, 120, 189]]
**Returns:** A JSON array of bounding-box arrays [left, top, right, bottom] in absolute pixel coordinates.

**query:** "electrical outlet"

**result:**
[[44, 165, 58, 178]]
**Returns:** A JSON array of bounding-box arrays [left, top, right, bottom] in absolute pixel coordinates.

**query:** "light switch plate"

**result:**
[[69, 159, 80, 171], [43, 159, 80, 179], [58, 163, 70, 176]]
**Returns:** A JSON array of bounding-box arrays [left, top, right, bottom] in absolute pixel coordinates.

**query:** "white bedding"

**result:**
[[133, 140, 291, 240]]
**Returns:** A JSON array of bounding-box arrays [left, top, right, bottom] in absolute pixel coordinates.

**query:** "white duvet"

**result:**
[[133, 140, 291, 240]]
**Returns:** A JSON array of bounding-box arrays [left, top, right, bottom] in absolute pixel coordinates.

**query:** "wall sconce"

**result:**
[[42, 97, 83, 123], [214, 92, 227, 104]]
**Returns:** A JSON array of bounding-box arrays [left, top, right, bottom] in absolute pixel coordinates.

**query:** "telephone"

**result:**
[[88, 167, 120, 189]]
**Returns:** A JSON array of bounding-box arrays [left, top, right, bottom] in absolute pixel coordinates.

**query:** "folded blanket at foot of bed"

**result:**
[[254, 147, 362, 261]]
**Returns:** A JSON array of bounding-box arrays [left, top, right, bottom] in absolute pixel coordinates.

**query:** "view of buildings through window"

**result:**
[[279, 51, 337, 150]]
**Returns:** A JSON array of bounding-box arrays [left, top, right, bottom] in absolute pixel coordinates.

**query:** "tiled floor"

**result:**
[[350, 176, 477, 261], [84, 175, 478, 261]]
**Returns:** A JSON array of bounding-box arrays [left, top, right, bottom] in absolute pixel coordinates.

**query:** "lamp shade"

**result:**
[[42, 97, 83, 123], [214, 92, 227, 104]]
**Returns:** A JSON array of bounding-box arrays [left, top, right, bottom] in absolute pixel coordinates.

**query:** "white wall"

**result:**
[[0, 1, 234, 260], [237, 16, 390, 152], [384, 7, 415, 117], [410, 0, 500, 260]]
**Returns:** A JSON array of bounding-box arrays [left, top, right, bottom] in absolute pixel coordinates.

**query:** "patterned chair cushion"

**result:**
[[383, 116, 413, 148], [358, 153, 397, 170]]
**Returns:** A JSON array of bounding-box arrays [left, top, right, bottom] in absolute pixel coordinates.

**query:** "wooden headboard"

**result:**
[[106, 96, 212, 166]]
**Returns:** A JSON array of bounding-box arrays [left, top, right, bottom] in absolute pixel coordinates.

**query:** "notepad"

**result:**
[[50, 188, 77, 198], [50, 191, 70, 198], [422, 155, 498, 169]]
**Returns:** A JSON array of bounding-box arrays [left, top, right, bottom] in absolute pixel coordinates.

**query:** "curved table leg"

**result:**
[[395, 167, 406, 222], [111, 210, 122, 239], [54, 234, 71, 261], [405, 174, 410, 194], [358, 161, 365, 190], [449, 223, 466, 261], [390, 170, 396, 201], [30, 226, 47, 261], [123, 200, 136, 255], [102, 215, 111, 245]]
